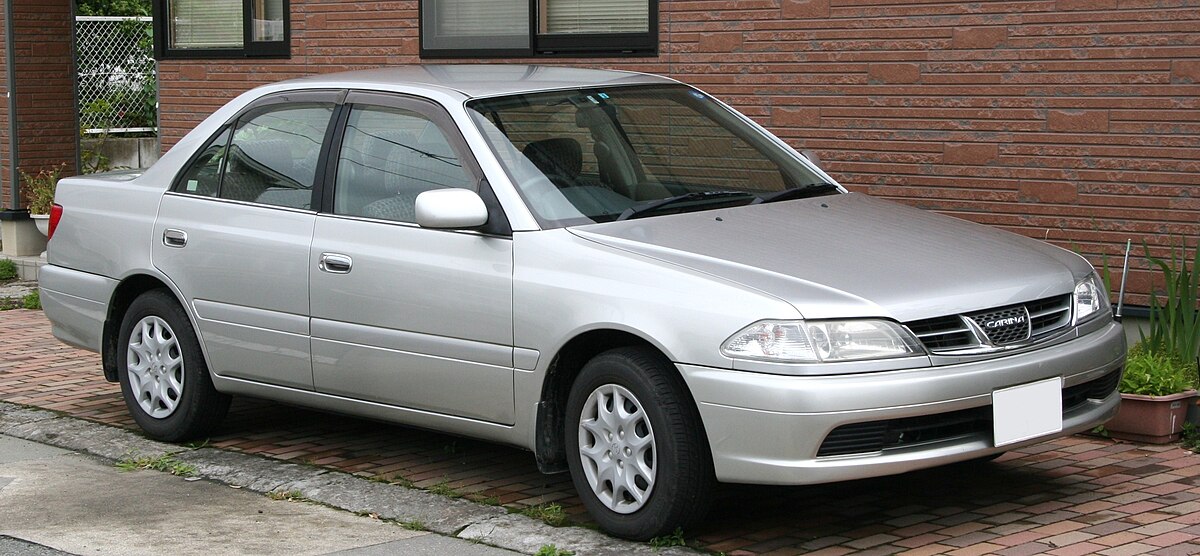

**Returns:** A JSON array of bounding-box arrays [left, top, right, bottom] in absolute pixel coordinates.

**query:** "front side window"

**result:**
[[154, 0, 289, 59], [174, 102, 332, 209], [333, 104, 476, 223], [421, 0, 656, 57], [468, 85, 831, 228]]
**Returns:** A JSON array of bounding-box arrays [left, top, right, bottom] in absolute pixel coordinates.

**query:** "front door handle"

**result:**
[[319, 253, 352, 274], [163, 229, 188, 248]]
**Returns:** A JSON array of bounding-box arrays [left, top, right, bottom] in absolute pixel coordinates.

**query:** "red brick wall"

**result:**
[[10, 0, 77, 192], [158, 0, 1200, 302], [0, 10, 9, 208]]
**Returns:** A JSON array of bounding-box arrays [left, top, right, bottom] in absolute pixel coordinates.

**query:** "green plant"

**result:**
[[1120, 345, 1196, 396], [1139, 238, 1200, 385], [400, 519, 426, 531], [19, 164, 67, 215], [428, 480, 461, 498], [535, 544, 575, 556], [1183, 422, 1200, 453], [266, 489, 309, 502], [0, 259, 17, 281], [471, 494, 501, 506], [649, 527, 687, 549], [182, 438, 210, 449], [116, 453, 196, 477], [22, 290, 40, 310], [521, 503, 568, 527]]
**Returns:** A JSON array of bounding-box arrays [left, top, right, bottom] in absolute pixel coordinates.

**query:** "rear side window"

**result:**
[[173, 101, 334, 210], [333, 104, 475, 222], [221, 103, 333, 209]]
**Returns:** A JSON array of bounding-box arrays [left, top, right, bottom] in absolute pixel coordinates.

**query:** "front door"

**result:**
[[309, 92, 516, 424]]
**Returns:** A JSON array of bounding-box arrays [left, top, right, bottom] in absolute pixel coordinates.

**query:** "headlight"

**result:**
[[721, 319, 925, 363], [1073, 273, 1110, 324]]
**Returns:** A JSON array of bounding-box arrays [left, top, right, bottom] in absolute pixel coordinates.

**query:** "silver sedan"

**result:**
[[40, 65, 1126, 539]]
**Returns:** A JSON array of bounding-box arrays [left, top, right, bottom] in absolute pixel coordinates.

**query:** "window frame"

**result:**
[[419, 0, 658, 59], [169, 90, 343, 211], [152, 0, 291, 60], [320, 91, 512, 236]]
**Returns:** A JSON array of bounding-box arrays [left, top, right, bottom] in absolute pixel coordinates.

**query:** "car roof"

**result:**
[[276, 64, 679, 99]]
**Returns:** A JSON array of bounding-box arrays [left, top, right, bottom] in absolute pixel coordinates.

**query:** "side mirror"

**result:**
[[800, 149, 822, 169], [414, 189, 489, 230]]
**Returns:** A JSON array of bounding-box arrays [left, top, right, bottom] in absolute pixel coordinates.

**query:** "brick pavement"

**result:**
[[3, 308, 1199, 555]]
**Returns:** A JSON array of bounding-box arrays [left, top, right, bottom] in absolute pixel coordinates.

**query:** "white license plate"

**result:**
[[992, 377, 1063, 447]]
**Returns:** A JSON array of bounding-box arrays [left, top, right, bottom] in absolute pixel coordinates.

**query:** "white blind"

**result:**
[[423, 0, 530, 50], [543, 0, 649, 34], [170, 0, 243, 49]]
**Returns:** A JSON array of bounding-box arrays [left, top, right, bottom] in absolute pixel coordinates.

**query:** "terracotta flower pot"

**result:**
[[1105, 390, 1198, 444]]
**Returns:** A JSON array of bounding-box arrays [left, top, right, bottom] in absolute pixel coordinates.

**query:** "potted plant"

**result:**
[[1105, 238, 1200, 443], [19, 163, 66, 237]]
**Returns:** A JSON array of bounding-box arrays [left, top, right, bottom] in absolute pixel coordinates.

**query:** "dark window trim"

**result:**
[[152, 0, 291, 60], [321, 90, 512, 236], [418, 0, 658, 59], [170, 90, 343, 212]]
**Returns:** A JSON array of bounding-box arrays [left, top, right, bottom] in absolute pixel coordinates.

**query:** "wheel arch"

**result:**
[[533, 328, 709, 474], [101, 273, 181, 382]]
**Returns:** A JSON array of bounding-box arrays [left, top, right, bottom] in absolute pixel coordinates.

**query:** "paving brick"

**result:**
[[1100, 543, 1162, 556], [1144, 531, 1200, 548], [1048, 542, 1108, 556]]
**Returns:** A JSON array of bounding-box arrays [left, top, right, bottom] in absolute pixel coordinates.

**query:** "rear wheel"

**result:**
[[566, 347, 713, 540], [117, 289, 229, 441]]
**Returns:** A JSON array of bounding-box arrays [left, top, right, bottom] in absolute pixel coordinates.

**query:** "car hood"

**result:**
[[568, 193, 1093, 322]]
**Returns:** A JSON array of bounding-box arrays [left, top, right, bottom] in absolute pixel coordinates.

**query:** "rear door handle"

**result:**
[[319, 253, 352, 274], [163, 229, 188, 248]]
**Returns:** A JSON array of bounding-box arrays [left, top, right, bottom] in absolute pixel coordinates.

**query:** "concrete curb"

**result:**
[[0, 401, 698, 556]]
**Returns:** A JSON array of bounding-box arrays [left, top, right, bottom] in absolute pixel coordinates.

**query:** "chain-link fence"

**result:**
[[75, 16, 157, 134]]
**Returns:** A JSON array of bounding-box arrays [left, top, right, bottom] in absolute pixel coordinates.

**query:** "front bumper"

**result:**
[[680, 320, 1126, 485]]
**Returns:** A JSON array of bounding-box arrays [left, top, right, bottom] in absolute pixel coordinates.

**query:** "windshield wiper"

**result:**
[[616, 190, 754, 221], [751, 183, 841, 204]]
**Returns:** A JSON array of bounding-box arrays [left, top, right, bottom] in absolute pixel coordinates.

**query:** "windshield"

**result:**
[[466, 85, 834, 228]]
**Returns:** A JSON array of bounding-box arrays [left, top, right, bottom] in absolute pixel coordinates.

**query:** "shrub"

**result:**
[[1137, 237, 1200, 391], [0, 259, 17, 281], [1121, 345, 1196, 396], [19, 164, 67, 215]]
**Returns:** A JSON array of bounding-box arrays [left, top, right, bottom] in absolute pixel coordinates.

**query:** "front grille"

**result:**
[[904, 294, 1074, 353], [906, 315, 972, 349], [1028, 294, 1072, 336], [1062, 369, 1121, 412], [968, 305, 1030, 345], [817, 407, 991, 457]]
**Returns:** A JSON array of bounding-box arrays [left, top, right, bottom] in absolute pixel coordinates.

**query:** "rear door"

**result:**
[[308, 91, 516, 424], [152, 91, 339, 390]]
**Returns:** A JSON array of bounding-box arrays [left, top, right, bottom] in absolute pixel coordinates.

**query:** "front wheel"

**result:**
[[117, 289, 230, 441], [565, 347, 713, 540]]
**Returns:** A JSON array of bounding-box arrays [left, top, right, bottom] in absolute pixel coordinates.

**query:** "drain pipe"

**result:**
[[5, 0, 19, 208]]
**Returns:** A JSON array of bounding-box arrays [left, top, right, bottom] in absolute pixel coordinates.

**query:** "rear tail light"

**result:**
[[48, 203, 63, 240]]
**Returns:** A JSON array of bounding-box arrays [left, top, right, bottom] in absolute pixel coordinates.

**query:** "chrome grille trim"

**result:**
[[904, 294, 1073, 354]]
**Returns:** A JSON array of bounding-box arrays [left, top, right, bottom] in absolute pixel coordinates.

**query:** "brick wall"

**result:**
[[157, 0, 1200, 303], [10, 0, 77, 190], [0, 10, 9, 208]]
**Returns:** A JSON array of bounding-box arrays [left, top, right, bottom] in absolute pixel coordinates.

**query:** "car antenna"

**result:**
[[1116, 239, 1131, 320]]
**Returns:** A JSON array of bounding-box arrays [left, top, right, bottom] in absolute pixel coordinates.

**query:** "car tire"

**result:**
[[117, 289, 230, 442], [565, 346, 714, 540]]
